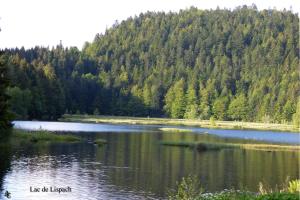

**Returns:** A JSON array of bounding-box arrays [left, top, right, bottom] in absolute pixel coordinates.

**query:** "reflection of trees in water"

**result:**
[[93, 132, 300, 196], [0, 141, 12, 194]]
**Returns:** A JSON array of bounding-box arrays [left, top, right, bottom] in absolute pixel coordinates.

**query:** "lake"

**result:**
[[0, 121, 299, 200]]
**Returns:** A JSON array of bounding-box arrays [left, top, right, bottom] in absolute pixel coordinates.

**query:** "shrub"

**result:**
[[168, 175, 203, 200]]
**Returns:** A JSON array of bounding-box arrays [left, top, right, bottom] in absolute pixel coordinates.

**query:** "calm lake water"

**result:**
[[0, 121, 299, 200]]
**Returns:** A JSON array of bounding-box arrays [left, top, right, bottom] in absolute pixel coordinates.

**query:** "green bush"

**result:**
[[255, 192, 299, 200], [168, 175, 203, 200], [287, 180, 300, 194]]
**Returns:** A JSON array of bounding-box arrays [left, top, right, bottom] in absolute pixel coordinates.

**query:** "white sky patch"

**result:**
[[0, 0, 299, 49]]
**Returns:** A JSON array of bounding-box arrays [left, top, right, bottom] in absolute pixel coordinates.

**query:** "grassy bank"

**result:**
[[160, 141, 300, 152], [61, 114, 299, 132], [11, 129, 82, 143], [169, 176, 300, 200]]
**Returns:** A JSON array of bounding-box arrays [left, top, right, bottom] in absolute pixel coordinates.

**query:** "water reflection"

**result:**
[[0, 131, 299, 200], [0, 138, 12, 199]]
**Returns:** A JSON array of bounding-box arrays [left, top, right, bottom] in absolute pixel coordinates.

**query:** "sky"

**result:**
[[0, 0, 299, 50]]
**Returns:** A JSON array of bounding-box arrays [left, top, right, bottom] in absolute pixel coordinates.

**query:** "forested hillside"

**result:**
[[2, 6, 299, 124]]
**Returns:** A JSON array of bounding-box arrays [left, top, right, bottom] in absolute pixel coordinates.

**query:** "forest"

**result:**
[[0, 5, 299, 125]]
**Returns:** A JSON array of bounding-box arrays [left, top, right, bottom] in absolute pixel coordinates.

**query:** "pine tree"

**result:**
[[184, 84, 198, 119], [292, 98, 300, 129], [212, 97, 229, 120], [228, 94, 249, 121], [171, 79, 186, 118]]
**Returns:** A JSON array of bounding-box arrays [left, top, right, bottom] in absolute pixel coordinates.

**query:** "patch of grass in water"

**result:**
[[159, 141, 196, 147], [94, 138, 107, 146], [195, 142, 237, 151], [160, 141, 237, 151], [12, 129, 82, 143], [159, 140, 300, 152]]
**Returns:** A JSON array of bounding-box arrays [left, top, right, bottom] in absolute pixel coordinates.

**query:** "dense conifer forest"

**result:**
[[1, 6, 299, 124]]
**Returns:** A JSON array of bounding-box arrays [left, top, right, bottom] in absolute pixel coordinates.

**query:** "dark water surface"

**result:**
[[0, 121, 299, 200]]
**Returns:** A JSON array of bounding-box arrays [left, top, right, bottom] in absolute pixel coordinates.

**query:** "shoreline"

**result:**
[[60, 114, 300, 133]]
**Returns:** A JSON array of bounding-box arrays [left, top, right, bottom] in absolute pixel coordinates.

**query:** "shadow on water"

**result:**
[[0, 136, 12, 199]]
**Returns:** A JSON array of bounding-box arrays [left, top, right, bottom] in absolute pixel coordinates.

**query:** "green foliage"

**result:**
[[210, 116, 216, 126], [196, 190, 255, 200], [212, 97, 228, 120], [3, 6, 299, 122], [12, 130, 81, 143], [282, 100, 295, 122], [292, 99, 300, 128], [164, 79, 186, 118], [6, 87, 32, 119], [228, 94, 249, 121], [171, 79, 186, 118], [255, 193, 299, 200], [287, 180, 300, 193], [170, 177, 300, 200], [168, 175, 203, 200], [184, 84, 199, 119], [94, 138, 107, 146]]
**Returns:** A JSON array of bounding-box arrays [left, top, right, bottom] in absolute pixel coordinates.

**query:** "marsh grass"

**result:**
[[12, 129, 82, 143], [159, 140, 300, 152], [61, 114, 299, 132], [94, 138, 107, 146]]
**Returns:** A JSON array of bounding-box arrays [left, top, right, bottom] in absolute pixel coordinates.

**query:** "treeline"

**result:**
[[1, 6, 300, 124]]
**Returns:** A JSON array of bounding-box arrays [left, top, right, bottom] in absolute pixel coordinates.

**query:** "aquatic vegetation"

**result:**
[[11, 129, 82, 143], [159, 141, 196, 148], [159, 140, 300, 152], [94, 138, 107, 146], [169, 176, 300, 200], [168, 175, 203, 200]]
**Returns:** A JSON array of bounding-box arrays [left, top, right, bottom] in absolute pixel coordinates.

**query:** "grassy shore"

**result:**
[[169, 176, 300, 200], [11, 129, 82, 143], [160, 141, 300, 152], [61, 114, 299, 133]]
